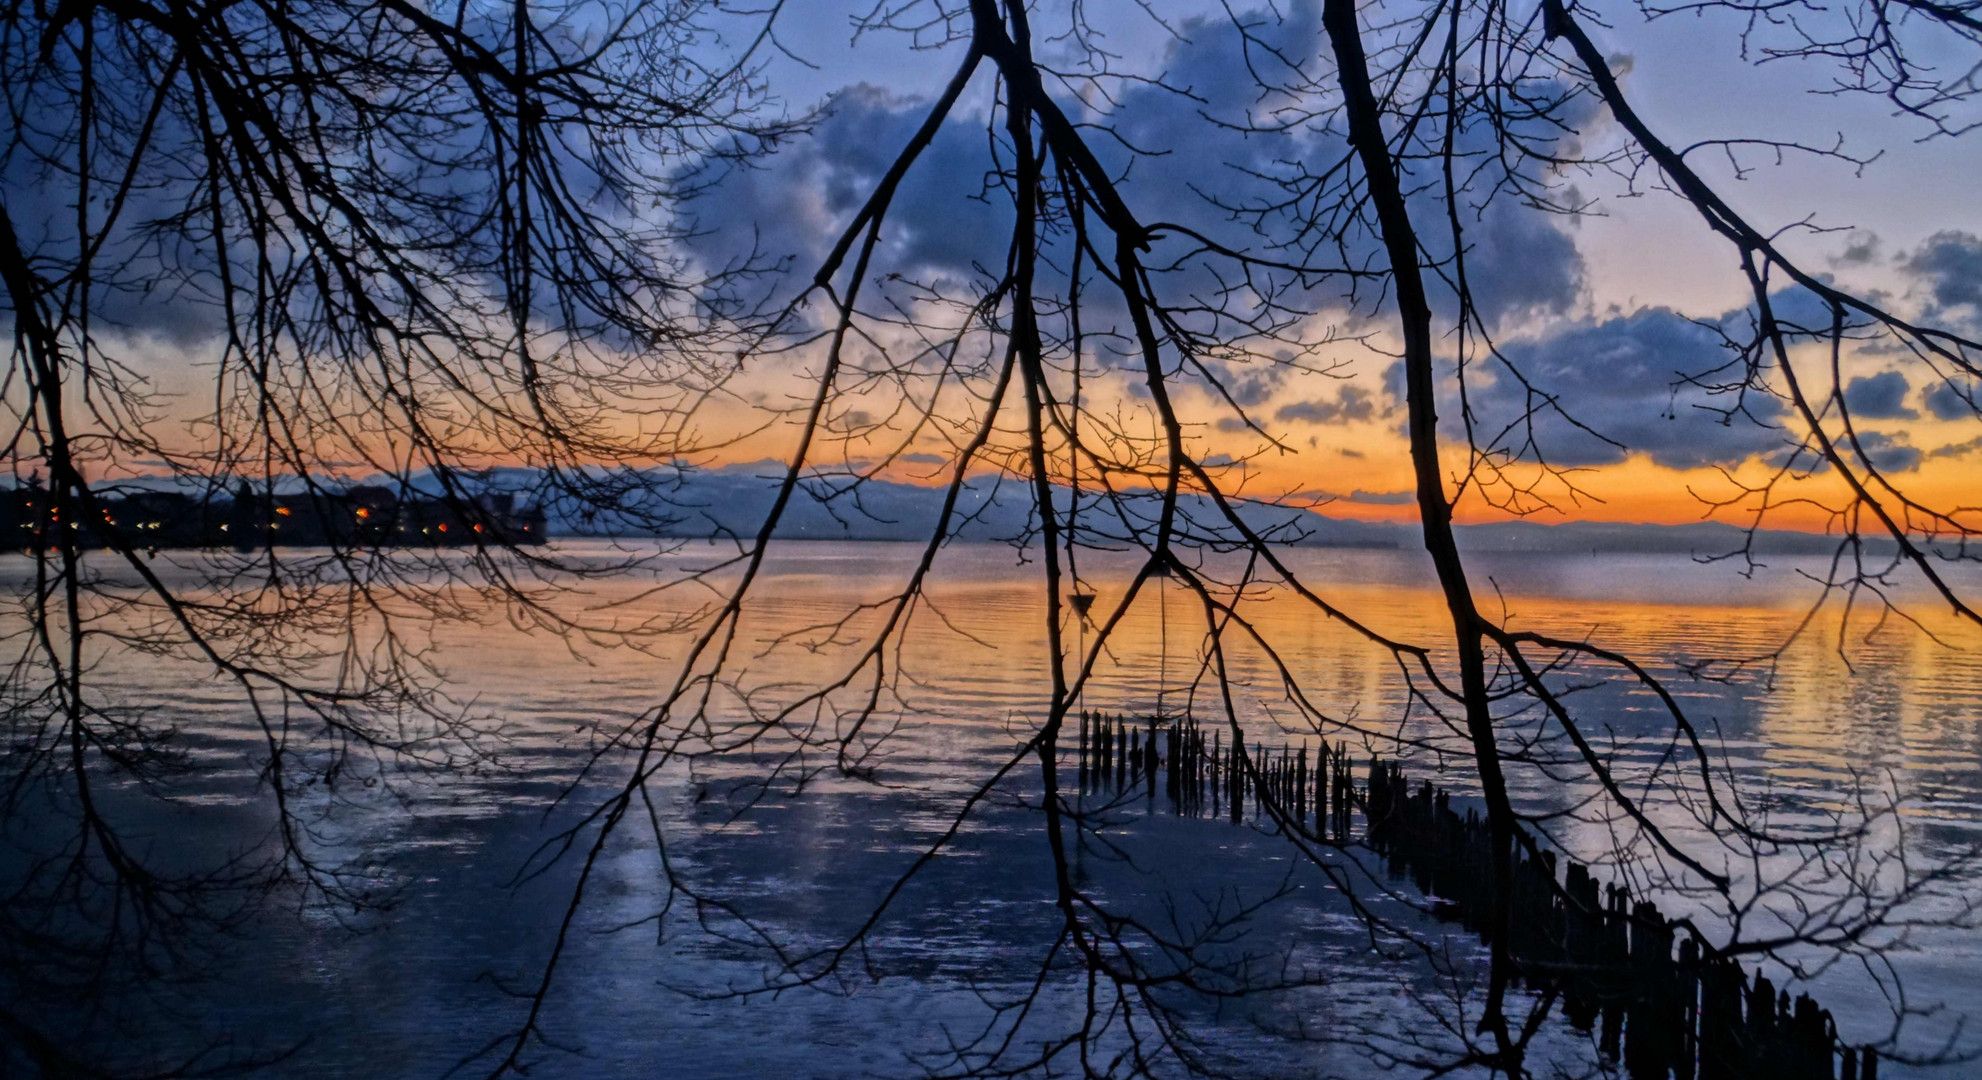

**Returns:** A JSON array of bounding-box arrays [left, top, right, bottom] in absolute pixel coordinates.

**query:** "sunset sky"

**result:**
[[647, 1, 1982, 532], [79, 1, 1982, 536]]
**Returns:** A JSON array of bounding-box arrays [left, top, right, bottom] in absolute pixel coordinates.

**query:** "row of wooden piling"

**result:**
[[1067, 711, 1884, 1080], [1076, 711, 1357, 838], [1365, 758, 1879, 1079]]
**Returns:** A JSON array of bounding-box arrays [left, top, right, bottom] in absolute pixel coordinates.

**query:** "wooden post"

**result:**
[[1079, 709, 1089, 780], [1678, 936, 1700, 1080], [1211, 731, 1221, 809], [1295, 745, 1308, 828], [1117, 714, 1126, 784], [1227, 737, 1238, 823], [1193, 722, 1205, 813], [1253, 743, 1265, 819], [1314, 742, 1327, 833]]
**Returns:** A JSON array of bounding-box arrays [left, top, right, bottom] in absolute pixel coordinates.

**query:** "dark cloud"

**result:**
[[678, 83, 1012, 299], [5, 33, 676, 353], [1834, 232, 1881, 266], [1219, 365, 1289, 408], [1458, 308, 1792, 469], [1140, 7, 1588, 326], [1903, 231, 1982, 317], [1843, 371, 1917, 419], [1419, 285, 1952, 472], [1749, 283, 1841, 333], [1929, 435, 1982, 459], [1850, 431, 1921, 473], [680, 7, 1587, 330], [1422, 190, 1584, 326], [1, 147, 232, 348], [1347, 489, 1413, 505], [1925, 380, 1977, 420], [1276, 386, 1379, 425]]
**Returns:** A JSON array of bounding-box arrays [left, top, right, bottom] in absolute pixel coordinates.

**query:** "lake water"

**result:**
[[6, 540, 1981, 1078]]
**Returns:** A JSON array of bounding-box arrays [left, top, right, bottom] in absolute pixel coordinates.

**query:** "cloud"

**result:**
[[1456, 308, 1793, 469], [1843, 371, 1917, 419], [0, 150, 234, 348], [680, 7, 1587, 331], [678, 83, 1012, 300], [1422, 190, 1584, 326], [1929, 435, 1982, 459], [1275, 386, 1379, 425], [1925, 380, 1977, 420], [1902, 231, 1982, 317], [7, 49, 685, 353], [1834, 232, 1881, 266], [1347, 489, 1413, 505], [1424, 286, 1953, 472], [1850, 431, 1921, 473], [1141, 9, 1589, 326], [1216, 364, 1291, 408]]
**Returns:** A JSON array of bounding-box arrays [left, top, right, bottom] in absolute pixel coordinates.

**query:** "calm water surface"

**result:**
[[12, 541, 1982, 1078]]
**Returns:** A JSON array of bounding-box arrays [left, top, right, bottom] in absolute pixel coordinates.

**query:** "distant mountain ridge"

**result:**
[[50, 462, 1885, 557], [534, 462, 1881, 558]]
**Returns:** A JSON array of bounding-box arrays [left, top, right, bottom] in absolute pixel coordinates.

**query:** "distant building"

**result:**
[[1, 480, 547, 553]]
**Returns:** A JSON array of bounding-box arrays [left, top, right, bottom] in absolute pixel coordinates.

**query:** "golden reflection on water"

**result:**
[[18, 540, 1975, 837], [369, 541, 1982, 841]]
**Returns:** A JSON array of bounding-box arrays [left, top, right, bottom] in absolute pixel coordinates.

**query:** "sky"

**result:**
[[48, 0, 1979, 535], [657, 0, 1982, 531]]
